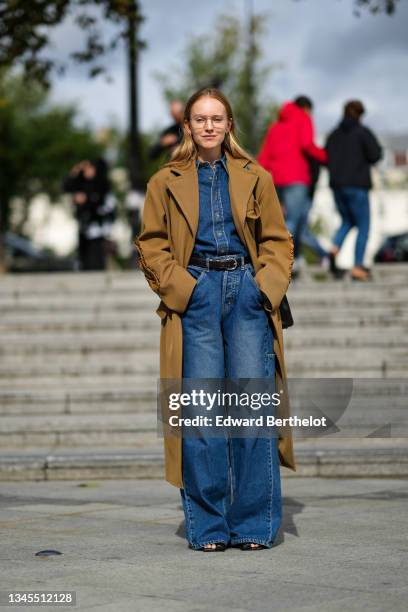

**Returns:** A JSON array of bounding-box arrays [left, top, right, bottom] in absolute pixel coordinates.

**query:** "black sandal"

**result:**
[[189, 542, 227, 552], [239, 542, 268, 551]]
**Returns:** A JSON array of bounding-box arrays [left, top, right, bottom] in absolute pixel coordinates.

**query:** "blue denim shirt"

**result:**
[[191, 153, 248, 258]]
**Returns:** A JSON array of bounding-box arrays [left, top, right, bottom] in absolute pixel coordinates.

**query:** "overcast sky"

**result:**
[[48, 0, 408, 138]]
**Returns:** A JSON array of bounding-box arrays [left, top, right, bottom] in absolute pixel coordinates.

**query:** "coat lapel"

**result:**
[[226, 152, 259, 245], [166, 164, 199, 238]]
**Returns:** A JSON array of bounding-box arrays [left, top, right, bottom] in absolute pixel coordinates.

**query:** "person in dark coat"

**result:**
[[326, 100, 382, 281], [149, 99, 184, 160], [63, 158, 116, 271]]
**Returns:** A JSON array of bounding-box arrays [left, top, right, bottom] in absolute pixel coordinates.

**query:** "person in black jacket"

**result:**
[[63, 158, 116, 271], [326, 100, 382, 281], [149, 99, 184, 160]]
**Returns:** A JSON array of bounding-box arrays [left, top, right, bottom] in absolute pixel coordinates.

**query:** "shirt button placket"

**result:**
[[211, 166, 220, 253], [216, 165, 227, 255]]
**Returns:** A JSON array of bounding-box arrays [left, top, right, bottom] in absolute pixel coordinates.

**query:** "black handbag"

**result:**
[[261, 292, 294, 329], [279, 295, 294, 329]]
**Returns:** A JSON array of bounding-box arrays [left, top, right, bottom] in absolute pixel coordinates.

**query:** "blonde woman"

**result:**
[[135, 88, 295, 551]]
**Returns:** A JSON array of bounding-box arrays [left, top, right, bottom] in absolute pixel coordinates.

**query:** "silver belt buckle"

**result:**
[[225, 257, 238, 270]]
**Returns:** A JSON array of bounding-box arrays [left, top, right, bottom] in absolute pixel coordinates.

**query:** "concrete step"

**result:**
[[2, 287, 408, 306], [2, 297, 407, 315], [0, 298, 157, 314], [0, 271, 144, 290], [0, 313, 158, 331], [1, 379, 406, 416], [0, 326, 408, 358], [1, 413, 405, 440], [0, 413, 158, 447], [1, 262, 406, 286], [1, 387, 405, 419], [3, 396, 406, 418], [0, 388, 157, 415], [0, 438, 407, 480], [0, 261, 401, 276], [1, 265, 407, 480], [1, 307, 407, 327], [0, 273, 407, 304], [0, 375, 158, 392], [0, 409, 403, 428], [0, 388, 406, 443], [285, 330, 408, 349], [0, 400, 157, 416], [1, 368, 406, 389], [0, 359, 160, 378], [288, 286, 408, 297], [297, 263, 408, 280], [1, 291, 407, 311], [0, 333, 161, 357], [0, 347, 407, 374]]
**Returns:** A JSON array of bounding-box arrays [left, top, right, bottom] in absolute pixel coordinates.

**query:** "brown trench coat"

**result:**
[[134, 149, 296, 488]]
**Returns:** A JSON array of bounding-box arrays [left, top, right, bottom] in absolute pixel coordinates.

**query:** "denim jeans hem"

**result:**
[[188, 538, 229, 550], [230, 537, 273, 548]]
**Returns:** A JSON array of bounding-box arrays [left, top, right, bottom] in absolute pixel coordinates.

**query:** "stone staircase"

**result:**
[[0, 264, 407, 480]]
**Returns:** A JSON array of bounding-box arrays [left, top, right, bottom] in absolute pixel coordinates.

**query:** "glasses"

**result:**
[[190, 115, 227, 129]]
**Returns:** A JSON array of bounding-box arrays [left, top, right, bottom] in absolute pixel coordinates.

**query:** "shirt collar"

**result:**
[[196, 151, 228, 174]]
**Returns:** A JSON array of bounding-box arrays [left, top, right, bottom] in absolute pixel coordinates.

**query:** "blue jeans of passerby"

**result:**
[[277, 184, 327, 261], [332, 187, 370, 267], [301, 202, 328, 260], [276, 183, 309, 260], [179, 256, 281, 549]]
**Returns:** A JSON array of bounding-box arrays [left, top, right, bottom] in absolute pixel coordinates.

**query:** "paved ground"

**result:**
[[1, 477, 407, 611]]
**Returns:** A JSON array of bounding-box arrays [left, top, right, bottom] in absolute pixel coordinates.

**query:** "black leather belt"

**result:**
[[188, 255, 251, 270]]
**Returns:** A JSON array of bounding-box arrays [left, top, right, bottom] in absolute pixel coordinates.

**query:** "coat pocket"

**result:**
[[246, 197, 261, 220]]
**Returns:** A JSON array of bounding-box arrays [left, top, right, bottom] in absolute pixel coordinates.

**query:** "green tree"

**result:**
[[0, 0, 400, 268], [0, 0, 399, 84], [0, 1, 145, 85], [352, 0, 399, 14], [0, 71, 103, 264], [0, 0, 146, 199]]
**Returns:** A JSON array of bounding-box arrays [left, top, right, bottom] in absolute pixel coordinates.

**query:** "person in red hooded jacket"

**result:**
[[258, 96, 327, 272]]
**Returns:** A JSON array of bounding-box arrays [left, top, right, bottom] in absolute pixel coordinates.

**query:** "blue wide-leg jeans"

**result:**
[[179, 257, 282, 549]]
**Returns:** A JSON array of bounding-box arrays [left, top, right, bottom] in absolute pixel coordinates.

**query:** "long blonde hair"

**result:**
[[165, 88, 256, 168]]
